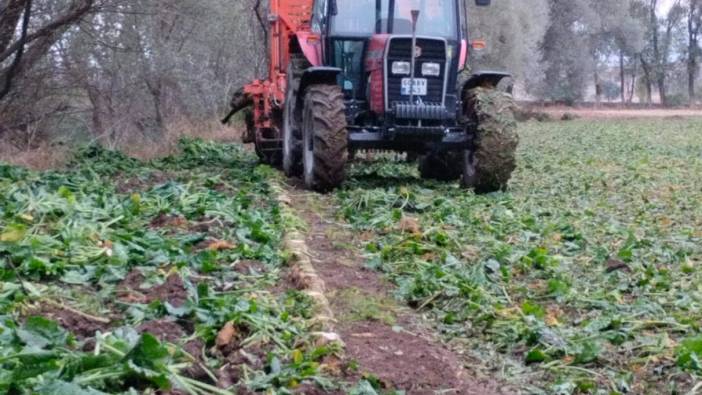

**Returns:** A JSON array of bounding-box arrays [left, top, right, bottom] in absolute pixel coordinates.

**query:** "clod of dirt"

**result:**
[[115, 170, 174, 194], [214, 322, 250, 357], [189, 217, 233, 234], [29, 304, 112, 340], [158, 390, 189, 395], [218, 345, 269, 388], [292, 383, 345, 395], [313, 332, 344, 348], [138, 319, 185, 342], [150, 213, 189, 229], [216, 321, 238, 348], [233, 260, 266, 274], [206, 240, 236, 251], [138, 319, 208, 380], [398, 216, 422, 235], [605, 259, 631, 273], [287, 264, 315, 290], [118, 270, 189, 307]]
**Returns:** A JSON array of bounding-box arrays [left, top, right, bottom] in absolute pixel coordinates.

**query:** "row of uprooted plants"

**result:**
[[0, 139, 383, 394]]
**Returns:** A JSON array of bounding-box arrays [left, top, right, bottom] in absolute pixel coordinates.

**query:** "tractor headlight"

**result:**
[[391, 61, 410, 75], [422, 62, 441, 77]]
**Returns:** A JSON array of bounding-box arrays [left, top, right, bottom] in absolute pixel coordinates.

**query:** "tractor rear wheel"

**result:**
[[283, 55, 309, 177], [461, 87, 519, 193], [301, 84, 348, 192]]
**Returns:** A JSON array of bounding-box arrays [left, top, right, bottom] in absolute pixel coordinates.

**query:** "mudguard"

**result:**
[[459, 71, 513, 95], [296, 67, 342, 110], [295, 32, 323, 67]]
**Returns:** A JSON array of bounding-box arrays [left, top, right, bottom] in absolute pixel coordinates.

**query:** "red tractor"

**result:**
[[224, 0, 518, 193]]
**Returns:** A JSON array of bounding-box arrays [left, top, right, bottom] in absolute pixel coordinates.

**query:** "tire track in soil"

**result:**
[[286, 185, 511, 395]]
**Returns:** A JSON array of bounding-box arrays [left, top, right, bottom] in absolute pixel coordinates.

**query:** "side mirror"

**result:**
[[475, 0, 491, 6]]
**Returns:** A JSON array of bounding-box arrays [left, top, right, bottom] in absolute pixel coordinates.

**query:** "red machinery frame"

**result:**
[[244, 0, 315, 134]]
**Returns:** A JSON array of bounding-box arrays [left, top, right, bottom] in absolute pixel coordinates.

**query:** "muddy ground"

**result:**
[[286, 184, 512, 395], [536, 106, 702, 120]]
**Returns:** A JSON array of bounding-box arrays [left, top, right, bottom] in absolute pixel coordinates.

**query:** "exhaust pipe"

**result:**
[[409, 9, 420, 105]]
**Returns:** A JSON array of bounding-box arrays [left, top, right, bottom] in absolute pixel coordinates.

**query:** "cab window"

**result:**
[[312, 0, 327, 33]]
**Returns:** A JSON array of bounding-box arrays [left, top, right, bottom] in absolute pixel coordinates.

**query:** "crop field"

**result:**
[[0, 141, 344, 394], [337, 119, 702, 394], [1, 119, 702, 394]]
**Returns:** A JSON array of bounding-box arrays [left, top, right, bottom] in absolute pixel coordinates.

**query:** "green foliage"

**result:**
[[677, 336, 702, 371], [337, 119, 702, 393], [0, 139, 340, 393]]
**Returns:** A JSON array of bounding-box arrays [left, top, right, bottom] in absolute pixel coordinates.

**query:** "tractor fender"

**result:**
[[295, 67, 342, 111], [459, 71, 513, 95], [295, 32, 323, 67]]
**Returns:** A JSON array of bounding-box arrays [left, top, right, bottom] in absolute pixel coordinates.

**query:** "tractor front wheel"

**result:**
[[461, 87, 519, 193], [301, 84, 348, 192]]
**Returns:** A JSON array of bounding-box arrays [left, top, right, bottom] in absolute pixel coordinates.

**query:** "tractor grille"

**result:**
[[385, 37, 447, 111]]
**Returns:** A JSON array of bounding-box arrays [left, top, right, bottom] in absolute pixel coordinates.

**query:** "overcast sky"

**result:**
[[659, 0, 675, 14]]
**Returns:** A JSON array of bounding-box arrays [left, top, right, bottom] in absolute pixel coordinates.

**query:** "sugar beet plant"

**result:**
[[0, 140, 338, 394], [338, 119, 702, 394]]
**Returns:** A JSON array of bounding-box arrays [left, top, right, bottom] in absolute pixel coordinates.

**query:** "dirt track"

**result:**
[[540, 107, 702, 119], [286, 184, 511, 395]]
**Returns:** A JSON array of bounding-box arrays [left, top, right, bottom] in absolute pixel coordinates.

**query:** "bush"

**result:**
[[666, 94, 689, 107]]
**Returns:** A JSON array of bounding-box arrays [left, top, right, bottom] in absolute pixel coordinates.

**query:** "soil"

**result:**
[[115, 170, 175, 193], [217, 344, 270, 389], [287, 188, 511, 395], [138, 319, 209, 381], [233, 259, 267, 274], [534, 106, 702, 120], [118, 270, 189, 307], [29, 304, 112, 340], [149, 213, 189, 229], [138, 319, 186, 342]]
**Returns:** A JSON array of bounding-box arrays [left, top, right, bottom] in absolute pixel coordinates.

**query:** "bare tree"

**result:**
[[688, 0, 702, 104], [0, 0, 95, 101]]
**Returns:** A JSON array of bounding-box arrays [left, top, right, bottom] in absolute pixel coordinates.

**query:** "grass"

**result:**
[[0, 120, 243, 170], [334, 287, 397, 326], [336, 119, 702, 394]]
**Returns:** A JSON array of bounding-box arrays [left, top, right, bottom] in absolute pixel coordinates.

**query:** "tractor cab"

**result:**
[[317, 0, 466, 111]]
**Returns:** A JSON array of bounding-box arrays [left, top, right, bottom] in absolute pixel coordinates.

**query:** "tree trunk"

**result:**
[[640, 54, 653, 104], [0, 0, 31, 101], [0, 0, 94, 101], [620, 49, 626, 104], [86, 84, 115, 141], [594, 67, 601, 106], [629, 58, 638, 103], [145, 79, 165, 133], [0, 0, 25, 54], [650, 0, 668, 106], [689, 0, 700, 106], [657, 76, 667, 106]]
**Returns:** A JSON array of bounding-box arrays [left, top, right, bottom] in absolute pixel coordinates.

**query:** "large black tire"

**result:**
[[461, 87, 519, 193], [282, 55, 310, 177], [302, 85, 348, 192]]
